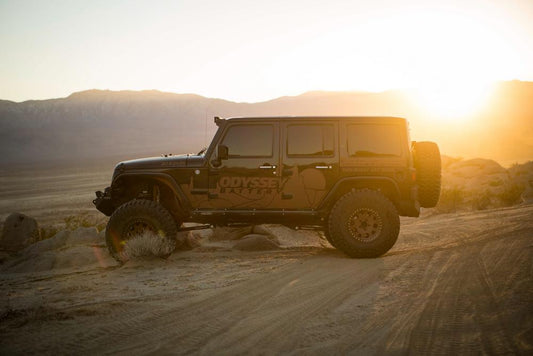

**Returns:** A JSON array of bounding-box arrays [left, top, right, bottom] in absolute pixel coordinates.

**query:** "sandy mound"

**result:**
[[437, 158, 533, 212], [443, 158, 508, 193], [0, 213, 40, 252], [0, 223, 328, 273], [233, 234, 280, 251], [1, 227, 116, 273], [193, 224, 327, 251]]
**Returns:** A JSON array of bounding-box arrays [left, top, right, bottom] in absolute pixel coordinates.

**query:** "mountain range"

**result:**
[[1, 80, 531, 167]]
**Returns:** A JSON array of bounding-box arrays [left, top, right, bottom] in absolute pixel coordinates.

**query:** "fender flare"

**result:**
[[318, 176, 401, 210], [112, 172, 191, 211]]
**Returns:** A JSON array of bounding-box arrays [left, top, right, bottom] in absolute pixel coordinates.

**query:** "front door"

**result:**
[[206, 121, 281, 209]]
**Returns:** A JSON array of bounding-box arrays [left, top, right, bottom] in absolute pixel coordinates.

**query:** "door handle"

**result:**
[[259, 165, 276, 169], [315, 165, 332, 169]]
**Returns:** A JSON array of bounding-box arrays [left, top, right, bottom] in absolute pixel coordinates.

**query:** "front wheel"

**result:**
[[328, 190, 400, 258], [105, 199, 178, 263]]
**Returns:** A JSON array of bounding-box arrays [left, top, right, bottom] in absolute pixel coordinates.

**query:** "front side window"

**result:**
[[347, 124, 402, 157], [221, 124, 273, 157], [287, 124, 334, 156]]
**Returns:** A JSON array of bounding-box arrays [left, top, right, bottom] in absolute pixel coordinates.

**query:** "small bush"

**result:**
[[39, 225, 59, 241], [63, 214, 107, 232], [471, 190, 492, 210], [123, 233, 175, 260], [497, 182, 525, 206]]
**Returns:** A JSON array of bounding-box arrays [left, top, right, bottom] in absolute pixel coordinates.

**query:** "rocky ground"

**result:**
[[1, 204, 532, 355]]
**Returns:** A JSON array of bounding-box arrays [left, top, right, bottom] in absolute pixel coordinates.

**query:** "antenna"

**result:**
[[204, 107, 208, 147]]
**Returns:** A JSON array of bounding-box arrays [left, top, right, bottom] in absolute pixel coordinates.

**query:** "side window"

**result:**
[[347, 124, 402, 157], [221, 124, 273, 158], [287, 124, 334, 156]]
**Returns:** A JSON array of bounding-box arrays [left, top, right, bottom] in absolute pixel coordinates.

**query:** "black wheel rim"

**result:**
[[121, 219, 157, 241], [347, 208, 383, 242]]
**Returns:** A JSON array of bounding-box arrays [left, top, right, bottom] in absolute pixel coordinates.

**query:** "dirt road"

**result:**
[[1, 205, 532, 355]]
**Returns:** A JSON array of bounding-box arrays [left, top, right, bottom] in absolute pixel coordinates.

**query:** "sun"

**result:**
[[412, 82, 494, 122]]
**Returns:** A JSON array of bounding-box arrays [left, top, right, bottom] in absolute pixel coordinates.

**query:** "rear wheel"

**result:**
[[105, 199, 178, 263], [412, 141, 441, 208], [328, 190, 400, 258]]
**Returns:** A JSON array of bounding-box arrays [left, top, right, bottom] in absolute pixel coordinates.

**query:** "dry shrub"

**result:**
[[63, 214, 107, 232], [497, 182, 525, 206], [488, 179, 503, 187], [123, 233, 175, 260], [39, 225, 59, 241], [471, 190, 492, 210]]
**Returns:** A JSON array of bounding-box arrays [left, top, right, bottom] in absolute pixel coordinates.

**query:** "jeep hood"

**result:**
[[113, 154, 205, 175]]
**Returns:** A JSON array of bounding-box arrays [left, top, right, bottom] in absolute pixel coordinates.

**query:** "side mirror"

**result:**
[[217, 145, 229, 160], [211, 145, 228, 167]]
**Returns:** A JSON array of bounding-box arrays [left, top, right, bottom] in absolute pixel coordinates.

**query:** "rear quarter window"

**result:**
[[347, 124, 402, 157]]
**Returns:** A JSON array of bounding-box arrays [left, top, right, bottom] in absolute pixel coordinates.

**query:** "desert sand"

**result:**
[[1, 203, 532, 355]]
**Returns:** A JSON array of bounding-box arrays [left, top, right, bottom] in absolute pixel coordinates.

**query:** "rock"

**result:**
[[210, 226, 253, 241], [252, 225, 280, 244], [66, 227, 102, 246], [1, 213, 40, 252], [22, 230, 70, 256], [176, 231, 202, 250], [1, 228, 116, 273], [233, 234, 280, 251], [191, 228, 213, 240]]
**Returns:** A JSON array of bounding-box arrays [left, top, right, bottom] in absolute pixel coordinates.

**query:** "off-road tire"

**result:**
[[105, 199, 178, 263], [412, 141, 441, 208], [327, 190, 400, 258]]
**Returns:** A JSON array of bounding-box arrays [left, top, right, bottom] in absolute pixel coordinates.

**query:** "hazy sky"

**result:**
[[1, 0, 532, 102]]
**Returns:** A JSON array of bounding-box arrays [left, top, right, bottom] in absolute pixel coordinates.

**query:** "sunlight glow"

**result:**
[[413, 82, 494, 121]]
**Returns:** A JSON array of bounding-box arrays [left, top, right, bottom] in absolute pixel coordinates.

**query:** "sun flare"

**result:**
[[412, 82, 494, 122]]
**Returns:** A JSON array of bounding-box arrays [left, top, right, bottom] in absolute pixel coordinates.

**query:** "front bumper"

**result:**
[[93, 187, 115, 216]]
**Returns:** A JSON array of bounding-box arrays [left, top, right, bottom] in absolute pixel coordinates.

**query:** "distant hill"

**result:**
[[0, 81, 532, 167]]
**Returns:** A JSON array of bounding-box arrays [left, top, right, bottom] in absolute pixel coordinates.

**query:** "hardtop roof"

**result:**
[[224, 116, 407, 124]]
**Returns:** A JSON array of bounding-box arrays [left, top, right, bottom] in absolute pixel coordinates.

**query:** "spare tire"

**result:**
[[412, 141, 441, 208]]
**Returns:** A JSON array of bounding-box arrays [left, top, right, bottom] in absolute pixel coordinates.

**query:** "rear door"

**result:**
[[279, 121, 339, 209]]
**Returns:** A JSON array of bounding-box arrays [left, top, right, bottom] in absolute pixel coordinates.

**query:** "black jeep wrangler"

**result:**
[[94, 116, 441, 261]]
